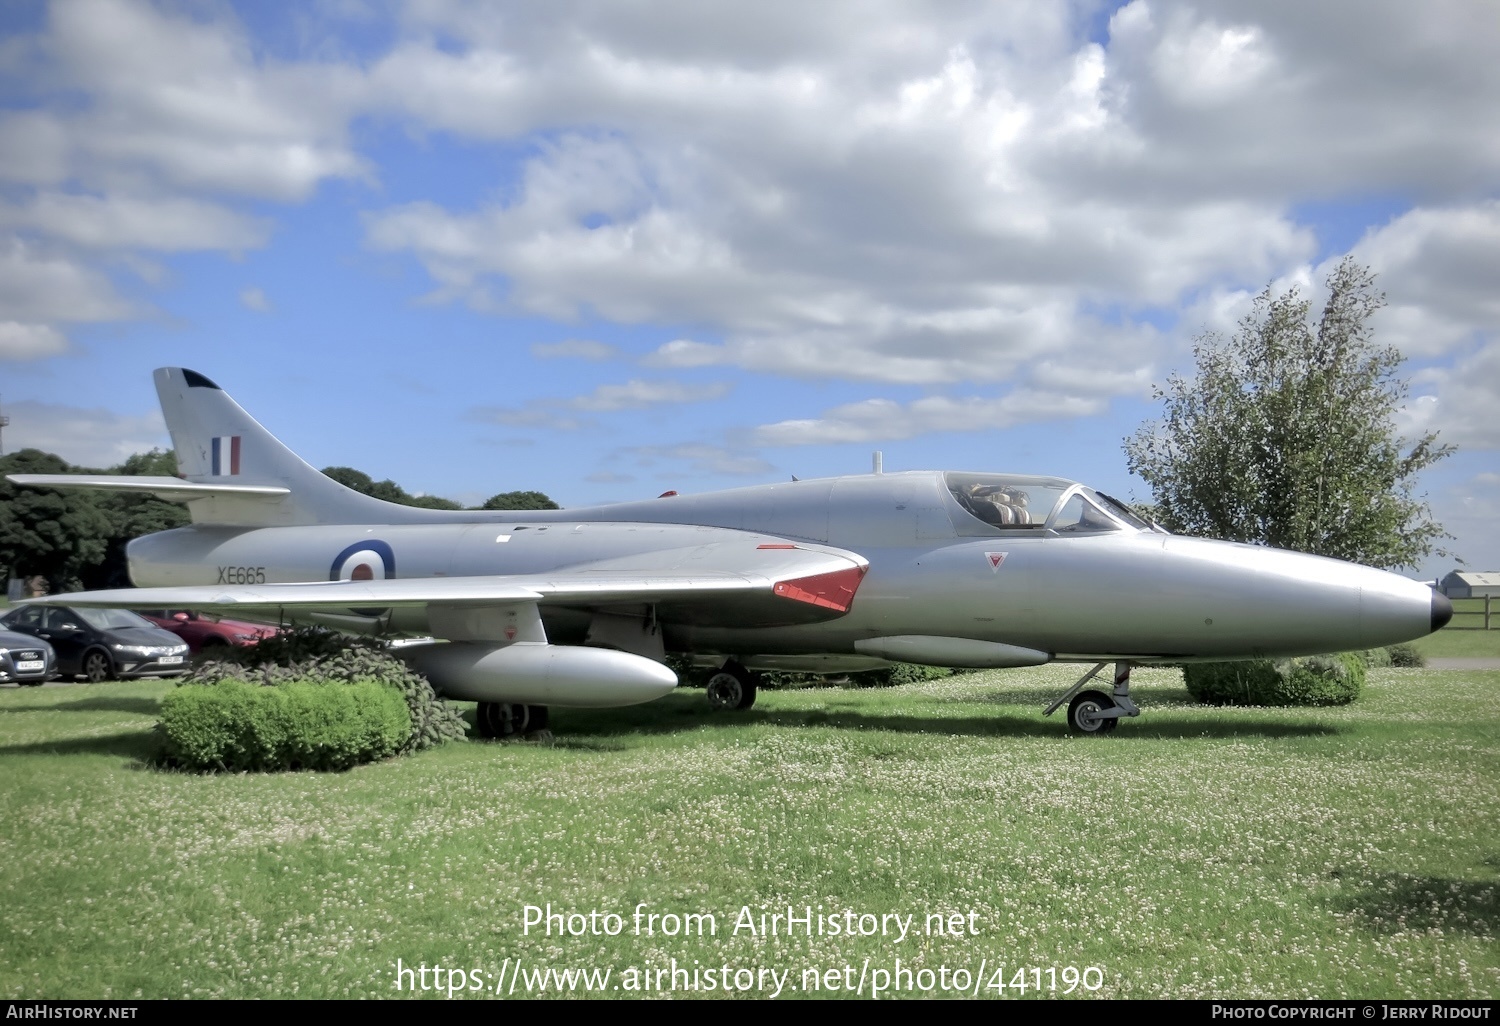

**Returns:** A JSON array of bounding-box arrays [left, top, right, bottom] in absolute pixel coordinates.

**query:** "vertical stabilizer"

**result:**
[[155, 368, 441, 526]]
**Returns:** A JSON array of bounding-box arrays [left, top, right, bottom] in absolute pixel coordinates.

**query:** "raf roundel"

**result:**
[[329, 540, 396, 582]]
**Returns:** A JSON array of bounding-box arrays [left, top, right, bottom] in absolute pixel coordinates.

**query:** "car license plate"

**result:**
[[159, 655, 183, 665], [16, 660, 44, 671]]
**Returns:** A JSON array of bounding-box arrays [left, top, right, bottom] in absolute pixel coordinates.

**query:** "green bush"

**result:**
[[1184, 652, 1365, 707], [189, 628, 467, 752], [161, 678, 410, 771], [848, 663, 957, 687], [667, 655, 958, 690], [1386, 643, 1426, 668], [1360, 647, 1394, 668]]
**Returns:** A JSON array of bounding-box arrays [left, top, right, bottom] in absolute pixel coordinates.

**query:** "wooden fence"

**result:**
[[1449, 595, 1496, 630]]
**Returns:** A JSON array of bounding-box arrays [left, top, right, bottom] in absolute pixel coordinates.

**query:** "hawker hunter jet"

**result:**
[[9, 368, 1451, 735]]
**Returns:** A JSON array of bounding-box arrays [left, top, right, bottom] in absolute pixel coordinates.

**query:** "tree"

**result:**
[[1123, 258, 1452, 571], [0, 450, 113, 592], [0, 447, 193, 592], [85, 448, 191, 589], [481, 490, 560, 511], [321, 466, 556, 511], [320, 466, 462, 509]]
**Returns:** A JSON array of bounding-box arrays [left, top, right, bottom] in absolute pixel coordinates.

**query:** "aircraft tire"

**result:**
[[1067, 689, 1118, 734], [523, 705, 550, 733], [735, 679, 758, 710], [705, 671, 744, 711], [475, 701, 533, 739]]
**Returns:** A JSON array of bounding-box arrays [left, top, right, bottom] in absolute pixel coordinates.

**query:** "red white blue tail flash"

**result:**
[[210, 436, 240, 476]]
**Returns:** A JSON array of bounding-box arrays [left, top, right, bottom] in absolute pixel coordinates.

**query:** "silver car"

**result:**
[[0, 628, 58, 686]]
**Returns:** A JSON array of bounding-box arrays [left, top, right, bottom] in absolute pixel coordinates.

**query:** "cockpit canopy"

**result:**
[[945, 472, 1152, 535]]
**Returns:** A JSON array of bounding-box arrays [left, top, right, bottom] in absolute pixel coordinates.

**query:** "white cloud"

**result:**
[[1354, 201, 1500, 358], [531, 338, 618, 361], [0, 322, 68, 361], [0, 0, 365, 361], [751, 390, 1107, 447], [569, 379, 729, 412], [357, 3, 1341, 405], [239, 287, 272, 313], [469, 376, 732, 428], [353, 1, 1500, 431], [0, 192, 268, 252], [44, 0, 366, 201], [1, 400, 169, 468], [623, 443, 774, 477], [0, 237, 136, 326], [1396, 344, 1500, 450]]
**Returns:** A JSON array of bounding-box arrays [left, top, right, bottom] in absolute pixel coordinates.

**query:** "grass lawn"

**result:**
[[1, 666, 1496, 1001], [1412, 599, 1500, 659]]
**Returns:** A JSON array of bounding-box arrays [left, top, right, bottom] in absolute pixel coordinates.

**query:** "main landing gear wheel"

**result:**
[[705, 663, 758, 711], [475, 702, 549, 739], [1067, 689, 1119, 734]]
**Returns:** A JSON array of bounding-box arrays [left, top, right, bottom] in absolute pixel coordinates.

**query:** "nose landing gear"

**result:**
[[1047, 662, 1140, 734]]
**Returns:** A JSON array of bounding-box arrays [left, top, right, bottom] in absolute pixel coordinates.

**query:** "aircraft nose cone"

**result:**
[[1431, 590, 1453, 633]]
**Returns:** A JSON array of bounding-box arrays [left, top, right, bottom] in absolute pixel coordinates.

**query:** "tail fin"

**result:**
[[155, 368, 444, 527]]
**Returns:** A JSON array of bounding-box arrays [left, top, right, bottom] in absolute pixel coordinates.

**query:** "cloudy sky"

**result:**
[[1, 0, 1495, 578]]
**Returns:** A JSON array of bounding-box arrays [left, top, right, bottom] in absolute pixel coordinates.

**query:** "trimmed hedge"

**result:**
[[1184, 652, 1365, 707], [160, 678, 410, 771], [188, 629, 468, 753]]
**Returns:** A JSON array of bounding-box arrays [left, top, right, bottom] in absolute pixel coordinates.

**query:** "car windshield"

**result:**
[[73, 607, 154, 630]]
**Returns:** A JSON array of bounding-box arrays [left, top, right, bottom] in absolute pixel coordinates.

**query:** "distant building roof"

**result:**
[[1445, 571, 1500, 586]]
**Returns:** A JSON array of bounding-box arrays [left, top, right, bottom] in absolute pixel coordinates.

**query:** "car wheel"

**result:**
[[80, 649, 114, 684]]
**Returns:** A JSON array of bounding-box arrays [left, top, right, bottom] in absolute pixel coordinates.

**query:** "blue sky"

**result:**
[[2, 0, 1496, 580]]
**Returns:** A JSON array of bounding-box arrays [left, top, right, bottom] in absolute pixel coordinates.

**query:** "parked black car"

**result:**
[[0, 605, 189, 683], [0, 628, 58, 686]]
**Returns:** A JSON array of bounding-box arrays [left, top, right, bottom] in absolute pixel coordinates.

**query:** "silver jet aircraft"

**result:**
[[10, 368, 1452, 735]]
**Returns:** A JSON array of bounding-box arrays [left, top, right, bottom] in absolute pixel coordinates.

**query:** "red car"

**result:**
[[138, 610, 279, 653]]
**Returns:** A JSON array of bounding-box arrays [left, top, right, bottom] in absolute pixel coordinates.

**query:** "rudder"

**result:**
[[155, 367, 441, 527]]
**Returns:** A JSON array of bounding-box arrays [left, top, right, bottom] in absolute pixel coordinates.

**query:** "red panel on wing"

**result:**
[[773, 565, 868, 612]]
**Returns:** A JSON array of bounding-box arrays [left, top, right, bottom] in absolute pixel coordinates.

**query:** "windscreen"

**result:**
[[73, 607, 154, 630]]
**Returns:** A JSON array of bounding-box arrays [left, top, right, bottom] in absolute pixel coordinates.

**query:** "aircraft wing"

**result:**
[[25, 541, 869, 629]]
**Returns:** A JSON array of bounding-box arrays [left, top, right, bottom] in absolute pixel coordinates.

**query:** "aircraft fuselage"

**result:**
[[127, 470, 1442, 665]]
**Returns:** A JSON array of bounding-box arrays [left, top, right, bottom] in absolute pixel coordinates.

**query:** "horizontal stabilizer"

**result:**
[[6, 474, 289, 502], [23, 577, 545, 612]]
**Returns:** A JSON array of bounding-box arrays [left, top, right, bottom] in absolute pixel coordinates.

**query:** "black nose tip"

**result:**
[[1431, 590, 1453, 633]]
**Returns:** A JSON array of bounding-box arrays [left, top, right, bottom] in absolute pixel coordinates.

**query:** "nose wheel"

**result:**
[[1047, 662, 1139, 734], [1067, 689, 1119, 733]]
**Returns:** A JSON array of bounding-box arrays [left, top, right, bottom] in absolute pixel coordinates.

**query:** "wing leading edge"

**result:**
[[24, 542, 870, 630]]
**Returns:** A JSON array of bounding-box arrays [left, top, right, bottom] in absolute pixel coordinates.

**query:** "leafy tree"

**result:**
[[320, 466, 462, 509], [1124, 258, 1452, 570], [86, 448, 191, 589], [481, 490, 560, 511], [0, 450, 113, 592]]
